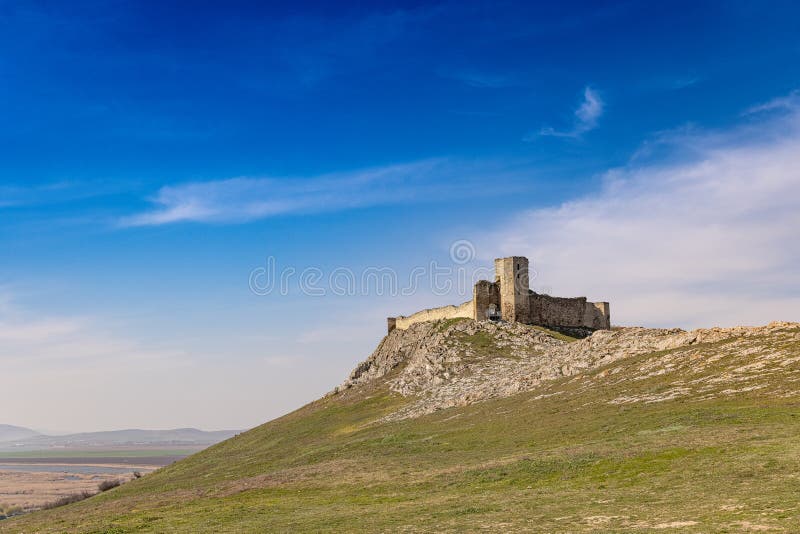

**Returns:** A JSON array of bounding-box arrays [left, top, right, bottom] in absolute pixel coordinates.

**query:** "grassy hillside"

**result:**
[[4, 323, 800, 532]]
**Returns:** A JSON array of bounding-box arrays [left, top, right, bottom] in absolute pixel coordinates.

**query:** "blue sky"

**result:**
[[2, 1, 800, 432]]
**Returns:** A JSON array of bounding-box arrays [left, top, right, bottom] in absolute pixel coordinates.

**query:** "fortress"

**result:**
[[387, 256, 610, 333]]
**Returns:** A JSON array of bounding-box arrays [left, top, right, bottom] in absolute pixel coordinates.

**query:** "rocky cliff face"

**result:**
[[334, 319, 800, 421]]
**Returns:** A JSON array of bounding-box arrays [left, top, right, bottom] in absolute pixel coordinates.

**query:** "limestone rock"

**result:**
[[332, 319, 800, 421]]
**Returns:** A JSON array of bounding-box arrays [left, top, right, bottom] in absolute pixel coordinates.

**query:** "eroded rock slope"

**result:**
[[333, 319, 800, 420]]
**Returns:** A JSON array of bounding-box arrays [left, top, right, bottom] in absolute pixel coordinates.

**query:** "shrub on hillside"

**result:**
[[0, 503, 23, 517], [42, 491, 94, 510], [98, 479, 122, 492]]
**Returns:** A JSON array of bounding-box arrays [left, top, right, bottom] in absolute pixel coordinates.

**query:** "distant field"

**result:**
[[0, 468, 142, 513], [0, 456, 183, 468], [0, 450, 194, 513]]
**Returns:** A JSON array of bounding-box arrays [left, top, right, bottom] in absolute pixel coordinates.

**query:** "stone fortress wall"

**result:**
[[392, 300, 473, 330], [388, 256, 610, 333]]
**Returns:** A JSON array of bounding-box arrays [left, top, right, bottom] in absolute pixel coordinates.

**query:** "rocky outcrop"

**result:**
[[333, 319, 800, 421]]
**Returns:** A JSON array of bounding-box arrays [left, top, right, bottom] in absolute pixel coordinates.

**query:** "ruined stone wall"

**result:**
[[472, 280, 501, 321], [528, 292, 610, 330], [584, 302, 611, 330], [392, 300, 473, 331], [387, 256, 611, 333], [528, 293, 588, 328], [389, 291, 609, 332]]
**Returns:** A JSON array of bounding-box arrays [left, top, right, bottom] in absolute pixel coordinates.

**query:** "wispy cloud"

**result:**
[[0, 182, 77, 208], [483, 90, 800, 328], [669, 76, 700, 90], [266, 7, 436, 88], [638, 75, 701, 92], [744, 89, 800, 115], [440, 68, 521, 89], [0, 293, 184, 369], [0, 291, 197, 431], [0, 316, 84, 342], [0, 181, 132, 211], [534, 86, 605, 139], [121, 159, 529, 227]]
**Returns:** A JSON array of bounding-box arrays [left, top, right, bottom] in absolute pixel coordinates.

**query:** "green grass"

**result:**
[[453, 329, 517, 360], [4, 331, 800, 533], [454, 324, 572, 359], [457, 330, 498, 352]]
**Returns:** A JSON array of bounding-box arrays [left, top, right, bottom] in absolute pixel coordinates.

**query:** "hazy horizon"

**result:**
[[0, 423, 242, 436]]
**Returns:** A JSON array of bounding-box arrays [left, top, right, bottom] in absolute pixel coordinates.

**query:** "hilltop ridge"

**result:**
[[335, 319, 800, 421]]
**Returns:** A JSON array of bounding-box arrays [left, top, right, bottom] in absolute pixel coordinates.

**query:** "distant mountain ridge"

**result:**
[[0, 424, 41, 443], [0, 426, 239, 451]]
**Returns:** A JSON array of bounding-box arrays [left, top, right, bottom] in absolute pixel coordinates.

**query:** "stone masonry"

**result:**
[[388, 256, 610, 333]]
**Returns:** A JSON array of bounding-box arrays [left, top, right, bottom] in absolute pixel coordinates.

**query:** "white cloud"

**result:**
[[482, 91, 800, 328], [121, 158, 524, 226], [536, 86, 605, 139], [574, 87, 604, 128]]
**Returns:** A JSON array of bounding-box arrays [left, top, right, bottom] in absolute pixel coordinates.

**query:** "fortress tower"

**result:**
[[495, 256, 530, 323]]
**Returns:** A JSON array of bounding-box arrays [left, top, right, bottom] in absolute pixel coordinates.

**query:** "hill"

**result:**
[[0, 428, 239, 452], [0, 426, 39, 444], [3, 320, 800, 532]]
